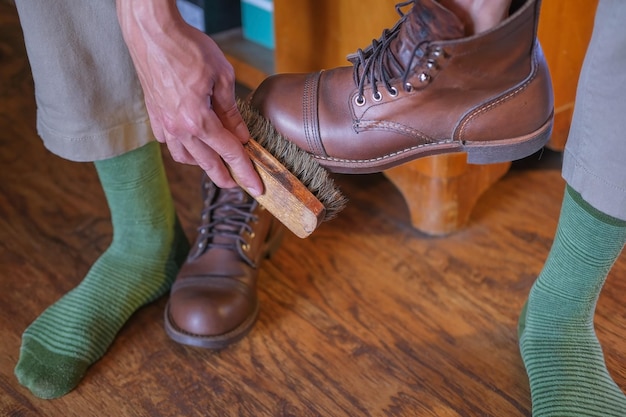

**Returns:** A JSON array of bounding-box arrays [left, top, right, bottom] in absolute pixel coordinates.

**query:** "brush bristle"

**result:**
[[238, 99, 347, 221]]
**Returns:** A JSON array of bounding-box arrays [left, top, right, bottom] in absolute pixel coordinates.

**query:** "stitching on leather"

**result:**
[[355, 119, 434, 139], [302, 74, 314, 153], [457, 43, 539, 140], [314, 138, 455, 164], [303, 72, 325, 156]]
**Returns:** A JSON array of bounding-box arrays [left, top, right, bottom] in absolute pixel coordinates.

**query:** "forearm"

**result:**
[[115, 0, 209, 115], [116, 0, 182, 40], [116, 0, 187, 68]]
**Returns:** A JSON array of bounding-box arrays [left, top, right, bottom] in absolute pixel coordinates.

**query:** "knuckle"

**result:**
[[222, 63, 235, 79], [198, 160, 216, 174], [164, 115, 202, 138], [223, 103, 240, 118], [162, 117, 180, 135]]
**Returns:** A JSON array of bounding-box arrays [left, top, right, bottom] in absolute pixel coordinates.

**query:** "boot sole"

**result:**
[[164, 221, 285, 350], [319, 113, 554, 174], [464, 112, 554, 164]]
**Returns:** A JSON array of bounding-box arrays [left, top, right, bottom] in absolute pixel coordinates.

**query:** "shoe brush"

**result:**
[[232, 98, 347, 238]]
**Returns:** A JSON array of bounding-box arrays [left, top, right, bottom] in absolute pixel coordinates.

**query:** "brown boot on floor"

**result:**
[[249, 0, 553, 174], [165, 175, 284, 349]]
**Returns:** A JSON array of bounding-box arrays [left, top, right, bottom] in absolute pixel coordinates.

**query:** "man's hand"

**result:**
[[116, 0, 262, 195]]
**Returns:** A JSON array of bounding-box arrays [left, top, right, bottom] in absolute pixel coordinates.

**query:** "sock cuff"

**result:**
[[94, 142, 161, 176], [566, 184, 626, 228]]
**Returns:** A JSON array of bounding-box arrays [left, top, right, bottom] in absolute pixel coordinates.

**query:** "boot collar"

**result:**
[[347, 0, 464, 102]]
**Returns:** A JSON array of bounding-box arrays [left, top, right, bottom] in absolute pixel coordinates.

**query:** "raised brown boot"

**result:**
[[249, 0, 553, 173], [165, 175, 284, 349]]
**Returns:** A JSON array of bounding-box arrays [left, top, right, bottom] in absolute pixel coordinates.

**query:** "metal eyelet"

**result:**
[[431, 46, 444, 57], [426, 59, 437, 69], [242, 243, 250, 252], [355, 95, 366, 106], [389, 87, 398, 97], [418, 72, 430, 83], [247, 231, 256, 239], [372, 91, 383, 102], [404, 83, 414, 93]]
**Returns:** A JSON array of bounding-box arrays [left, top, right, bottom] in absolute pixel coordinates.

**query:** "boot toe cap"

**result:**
[[249, 74, 309, 140], [168, 285, 256, 338]]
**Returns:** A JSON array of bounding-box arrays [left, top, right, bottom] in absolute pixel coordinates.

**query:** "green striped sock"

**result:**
[[14, 142, 189, 399], [519, 185, 626, 416]]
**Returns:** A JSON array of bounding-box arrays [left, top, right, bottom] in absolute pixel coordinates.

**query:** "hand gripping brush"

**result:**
[[232, 99, 348, 238]]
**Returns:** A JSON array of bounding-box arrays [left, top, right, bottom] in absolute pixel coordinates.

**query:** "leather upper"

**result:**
[[167, 178, 281, 340], [250, 0, 553, 173]]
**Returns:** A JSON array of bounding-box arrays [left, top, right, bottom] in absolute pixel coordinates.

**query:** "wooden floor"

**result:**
[[2, 3, 626, 416]]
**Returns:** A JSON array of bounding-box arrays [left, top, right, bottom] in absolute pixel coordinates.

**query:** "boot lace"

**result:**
[[349, 0, 433, 105], [194, 178, 257, 256]]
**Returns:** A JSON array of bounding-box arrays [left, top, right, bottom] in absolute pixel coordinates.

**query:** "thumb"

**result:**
[[212, 95, 251, 144]]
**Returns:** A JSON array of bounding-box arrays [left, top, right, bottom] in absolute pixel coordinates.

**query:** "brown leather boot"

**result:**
[[249, 0, 553, 173], [165, 175, 284, 349]]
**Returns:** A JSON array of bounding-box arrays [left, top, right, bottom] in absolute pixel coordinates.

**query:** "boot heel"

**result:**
[[465, 115, 554, 164]]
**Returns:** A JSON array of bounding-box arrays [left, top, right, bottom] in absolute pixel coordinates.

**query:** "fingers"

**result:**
[[162, 121, 262, 194], [211, 75, 251, 144], [175, 134, 239, 189], [196, 111, 264, 196], [217, 101, 251, 145], [163, 135, 198, 165]]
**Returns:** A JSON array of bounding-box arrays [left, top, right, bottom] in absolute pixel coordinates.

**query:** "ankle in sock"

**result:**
[[519, 185, 626, 416], [14, 142, 189, 399]]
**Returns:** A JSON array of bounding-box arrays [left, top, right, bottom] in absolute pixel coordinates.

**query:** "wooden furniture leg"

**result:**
[[384, 154, 511, 236]]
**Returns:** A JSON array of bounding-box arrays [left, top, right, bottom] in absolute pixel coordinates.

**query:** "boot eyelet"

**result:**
[[426, 59, 437, 69], [242, 243, 251, 252], [372, 91, 383, 102], [355, 95, 366, 106], [418, 73, 430, 83], [404, 83, 414, 93], [389, 87, 398, 97], [247, 231, 256, 239], [431, 46, 444, 57]]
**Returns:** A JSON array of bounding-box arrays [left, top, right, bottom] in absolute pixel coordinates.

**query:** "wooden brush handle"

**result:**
[[233, 138, 326, 238]]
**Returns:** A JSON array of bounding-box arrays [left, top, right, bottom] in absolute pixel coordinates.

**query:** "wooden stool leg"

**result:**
[[384, 154, 511, 236]]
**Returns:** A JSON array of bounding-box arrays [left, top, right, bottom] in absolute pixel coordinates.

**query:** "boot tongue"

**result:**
[[389, 0, 465, 76]]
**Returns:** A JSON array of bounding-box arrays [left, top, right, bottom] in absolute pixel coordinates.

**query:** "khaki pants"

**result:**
[[14, 0, 153, 162], [563, 0, 626, 221]]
